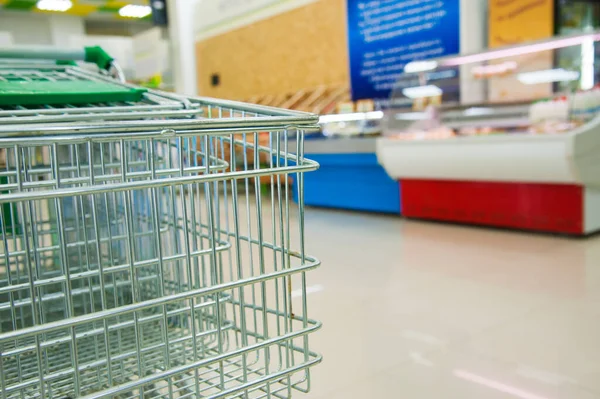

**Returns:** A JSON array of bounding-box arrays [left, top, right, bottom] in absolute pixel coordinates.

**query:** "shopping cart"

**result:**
[[0, 46, 201, 124], [0, 48, 322, 399], [0, 45, 202, 260]]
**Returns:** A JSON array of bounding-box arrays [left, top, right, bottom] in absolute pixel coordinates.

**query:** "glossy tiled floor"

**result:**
[[298, 208, 600, 399]]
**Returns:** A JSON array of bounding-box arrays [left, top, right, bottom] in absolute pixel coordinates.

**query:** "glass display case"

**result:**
[[384, 31, 600, 140], [377, 31, 600, 234]]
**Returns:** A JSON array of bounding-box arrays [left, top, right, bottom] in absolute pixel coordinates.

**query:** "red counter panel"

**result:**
[[400, 179, 584, 234]]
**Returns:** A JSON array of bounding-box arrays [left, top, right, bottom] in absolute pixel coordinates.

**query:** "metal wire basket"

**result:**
[[0, 97, 322, 399]]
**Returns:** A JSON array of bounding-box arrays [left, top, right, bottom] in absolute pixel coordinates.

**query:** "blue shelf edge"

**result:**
[[293, 152, 401, 214]]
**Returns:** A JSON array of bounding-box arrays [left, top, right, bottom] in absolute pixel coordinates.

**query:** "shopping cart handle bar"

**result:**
[[0, 45, 113, 70]]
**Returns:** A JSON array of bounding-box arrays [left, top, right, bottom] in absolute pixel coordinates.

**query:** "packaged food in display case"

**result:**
[[384, 32, 600, 139]]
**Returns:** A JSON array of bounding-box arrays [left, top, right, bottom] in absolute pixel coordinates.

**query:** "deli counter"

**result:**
[[377, 31, 600, 235]]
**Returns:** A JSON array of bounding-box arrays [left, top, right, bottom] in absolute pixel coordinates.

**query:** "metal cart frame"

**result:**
[[0, 47, 322, 399]]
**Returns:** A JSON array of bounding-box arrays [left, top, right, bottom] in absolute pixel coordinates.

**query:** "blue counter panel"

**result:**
[[295, 153, 401, 214]]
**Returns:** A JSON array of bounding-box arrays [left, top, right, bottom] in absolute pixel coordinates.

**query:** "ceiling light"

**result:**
[[404, 60, 438, 73], [319, 111, 383, 124], [581, 37, 595, 90], [517, 68, 580, 85], [365, 111, 384, 119], [441, 31, 600, 67], [36, 0, 72, 12], [119, 4, 152, 18], [402, 85, 443, 99]]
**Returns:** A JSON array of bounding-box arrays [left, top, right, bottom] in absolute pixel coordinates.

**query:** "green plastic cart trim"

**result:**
[[0, 80, 147, 106], [84, 46, 113, 70]]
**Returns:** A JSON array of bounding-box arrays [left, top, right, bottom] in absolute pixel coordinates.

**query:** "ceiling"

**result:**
[[0, 0, 152, 19]]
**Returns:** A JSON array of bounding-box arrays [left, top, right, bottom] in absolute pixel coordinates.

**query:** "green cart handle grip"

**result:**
[[84, 46, 114, 70], [0, 46, 114, 71]]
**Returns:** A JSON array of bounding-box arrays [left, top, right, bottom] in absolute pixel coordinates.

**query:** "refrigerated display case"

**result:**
[[377, 31, 600, 234]]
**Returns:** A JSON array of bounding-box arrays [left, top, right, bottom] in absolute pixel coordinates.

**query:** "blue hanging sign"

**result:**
[[347, 0, 461, 101]]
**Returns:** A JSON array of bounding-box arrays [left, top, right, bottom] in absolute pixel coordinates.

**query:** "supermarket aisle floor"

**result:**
[[300, 208, 600, 399]]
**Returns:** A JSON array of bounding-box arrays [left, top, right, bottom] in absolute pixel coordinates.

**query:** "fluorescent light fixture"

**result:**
[[319, 111, 383, 124], [454, 370, 551, 399], [441, 31, 600, 67], [365, 110, 384, 120], [119, 4, 152, 18], [581, 37, 595, 90], [463, 107, 495, 116], [404, 60, 438, 73], [402, 85, 442, 99], [517, 68, 580, 85], [319, 113, 362, 123], [395, 112, 427, 120], [36, 0, 72, 12]]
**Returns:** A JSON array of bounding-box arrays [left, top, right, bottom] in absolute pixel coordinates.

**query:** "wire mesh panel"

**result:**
[[0, 66, 200, 124], [0, 99, 321, 399]]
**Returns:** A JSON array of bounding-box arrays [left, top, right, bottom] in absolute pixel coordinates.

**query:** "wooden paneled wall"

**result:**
[[195, 0, 348, 100]]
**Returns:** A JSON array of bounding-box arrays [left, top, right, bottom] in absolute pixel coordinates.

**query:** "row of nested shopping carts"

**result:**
[[0, 46, 321, 399]]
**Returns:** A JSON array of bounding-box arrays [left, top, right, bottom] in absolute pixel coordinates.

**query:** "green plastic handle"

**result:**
[[0, 46, 114, 70], [84, 46, 114, 70]]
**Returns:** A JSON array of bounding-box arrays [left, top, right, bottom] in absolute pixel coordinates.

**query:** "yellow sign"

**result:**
[[488, 0, 555, 48], [488, 0, 555, 103]]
